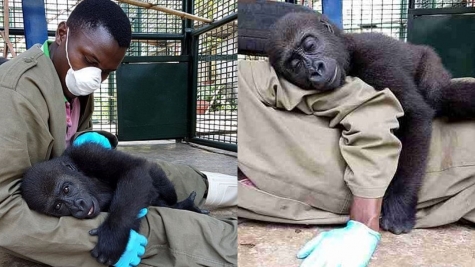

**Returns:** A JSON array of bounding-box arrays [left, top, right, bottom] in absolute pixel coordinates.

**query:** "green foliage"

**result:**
[[197, 84, 237, 112]]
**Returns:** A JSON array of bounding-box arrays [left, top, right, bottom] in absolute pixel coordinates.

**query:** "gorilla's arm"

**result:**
[[89, 166, 152, 265], [349, 59, 435, 233]]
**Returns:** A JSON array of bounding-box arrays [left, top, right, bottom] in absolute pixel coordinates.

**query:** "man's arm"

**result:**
[[335, 83, 402, 231], [351, 197, 382, 232], [295, 78, 403, 267], [0, 88, 109, 267], [306, 78, 404, 229]]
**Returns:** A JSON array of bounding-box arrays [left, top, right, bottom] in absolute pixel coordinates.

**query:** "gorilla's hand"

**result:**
[[89, 223, 130, 265], [174, 191, 210, 214], [381, 192, 417, 234], [114, 208, 149, 267], [89, 208, 148, 266]]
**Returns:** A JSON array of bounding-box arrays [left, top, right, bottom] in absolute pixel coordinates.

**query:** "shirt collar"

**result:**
[[41, 40, 53, 58], [41, 40, 68, 103]]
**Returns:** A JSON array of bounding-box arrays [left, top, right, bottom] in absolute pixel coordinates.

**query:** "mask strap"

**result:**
[[65, 28, 73, 69]]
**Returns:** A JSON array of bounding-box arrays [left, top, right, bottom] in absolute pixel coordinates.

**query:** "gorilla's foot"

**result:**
[[175, 191, 209, 214], [380, 196, 416, 235]]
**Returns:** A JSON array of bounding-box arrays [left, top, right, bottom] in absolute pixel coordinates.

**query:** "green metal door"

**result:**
[[117, 61, 189, 141], [408, 8, 475, 78]]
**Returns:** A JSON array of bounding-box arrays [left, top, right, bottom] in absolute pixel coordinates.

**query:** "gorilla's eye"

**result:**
[[291, 58, 301, 69], [303, 39, 316, 52], [63, 186, 69, 194], [54, 202, 62, 210]]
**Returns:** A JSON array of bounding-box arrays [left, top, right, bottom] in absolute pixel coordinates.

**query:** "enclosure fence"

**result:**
[[2, 0, 472, 150], [192, 1, 237, 149], [265, 0, 474, 41]]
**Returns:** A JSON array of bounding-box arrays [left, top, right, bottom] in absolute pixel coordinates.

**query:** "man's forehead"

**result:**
[[69, 25, 125, 69], [69, 25, 114, 46]]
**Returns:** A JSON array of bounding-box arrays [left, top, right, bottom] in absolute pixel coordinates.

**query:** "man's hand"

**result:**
[[73, 132, 112, 149], [113, 208, 148, 267], [297, 220, 381, 267]]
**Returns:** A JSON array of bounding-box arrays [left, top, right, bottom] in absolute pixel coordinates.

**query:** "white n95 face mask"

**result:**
[[64, 28, 102, 96]]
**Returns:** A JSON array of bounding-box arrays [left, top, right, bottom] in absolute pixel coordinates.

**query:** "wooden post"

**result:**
[[2, 0, 17, 58], [118, 0, 213, 23]]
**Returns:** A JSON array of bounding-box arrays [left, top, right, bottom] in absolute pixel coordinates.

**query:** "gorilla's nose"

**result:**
[[309, 60, 327, 83], [75, 198, 87, 209]]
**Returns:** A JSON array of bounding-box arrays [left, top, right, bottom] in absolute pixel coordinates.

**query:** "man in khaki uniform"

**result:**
[[238, 60, 475, 265], [0, 1, 236, 266]]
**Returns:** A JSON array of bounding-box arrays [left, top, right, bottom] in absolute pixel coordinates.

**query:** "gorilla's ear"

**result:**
[[320, 18, 335, 34]]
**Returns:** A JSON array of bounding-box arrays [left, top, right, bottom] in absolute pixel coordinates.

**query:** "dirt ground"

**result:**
[[238, 220, 475, 267]]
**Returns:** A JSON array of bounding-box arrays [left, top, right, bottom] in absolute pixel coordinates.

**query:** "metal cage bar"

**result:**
[[189, 10, 237, 152]]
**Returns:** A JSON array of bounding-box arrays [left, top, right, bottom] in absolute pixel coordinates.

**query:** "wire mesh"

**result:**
[[0, 0, 185, 135], [272, 1, 408, 39], [414, 0, 475, 8], [290, 0, 473, 41], [271, 0, 322, 11], [121, 0, 182, 34], [195, 18, 238, 145], [127, 39, 181, 56], [92, 73, 117, 133], [342, 0, 408, 40], [194, 0, 237, 28], [0, 0, 24, 53], [263, 1, 407, 40]]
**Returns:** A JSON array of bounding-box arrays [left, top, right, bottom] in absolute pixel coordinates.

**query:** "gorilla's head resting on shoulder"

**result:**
[[267, 12, 350, 92]]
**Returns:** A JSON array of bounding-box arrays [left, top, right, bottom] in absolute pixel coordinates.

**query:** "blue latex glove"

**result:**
[[297, 220, 381, 267], [73, 132, 112, 149], [114, 208, 149, 267]]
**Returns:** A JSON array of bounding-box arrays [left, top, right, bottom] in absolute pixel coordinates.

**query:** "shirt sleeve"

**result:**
[[298, 77, 404, 198], [246, 60, 404, 199]]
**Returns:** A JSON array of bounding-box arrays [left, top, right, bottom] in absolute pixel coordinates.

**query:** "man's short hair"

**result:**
[[67, 0, 132, 48]]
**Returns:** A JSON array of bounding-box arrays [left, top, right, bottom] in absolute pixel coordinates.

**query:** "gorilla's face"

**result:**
[[21, 157, 111, 219], [267, 12, 350, 91]]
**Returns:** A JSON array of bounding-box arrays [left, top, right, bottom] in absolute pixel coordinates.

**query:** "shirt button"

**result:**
[[23, 57, 33, 63]]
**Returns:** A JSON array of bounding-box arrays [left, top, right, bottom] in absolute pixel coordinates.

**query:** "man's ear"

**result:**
[[55, 22, 68, 45]]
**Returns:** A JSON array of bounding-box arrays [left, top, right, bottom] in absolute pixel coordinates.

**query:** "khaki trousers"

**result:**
[[238, 60, 475, 229], [132, 161, 237, 267]]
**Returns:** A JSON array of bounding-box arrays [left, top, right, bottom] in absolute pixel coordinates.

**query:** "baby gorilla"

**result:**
[[21, 143, 206, 265], [267, 12, 475, 234]]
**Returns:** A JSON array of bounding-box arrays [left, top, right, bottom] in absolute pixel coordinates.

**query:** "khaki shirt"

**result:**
[[238, 60, 404, 213], [0, 45, 113, 266]]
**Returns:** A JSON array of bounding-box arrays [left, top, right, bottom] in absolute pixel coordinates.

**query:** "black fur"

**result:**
[[267, 12, 475, 234], [21, 143, 206, 265], [0, 57, 8, 65]]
